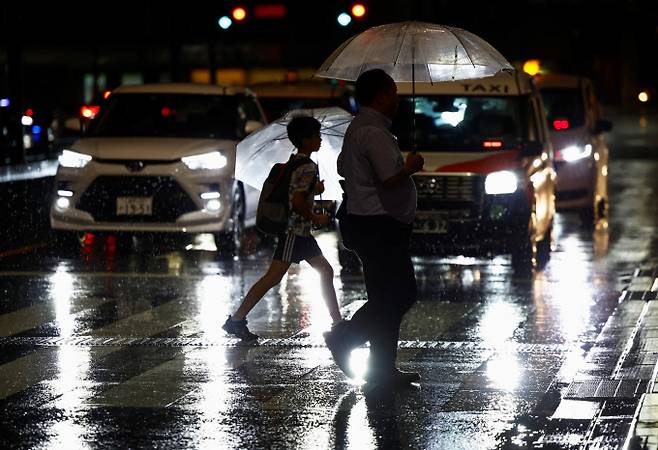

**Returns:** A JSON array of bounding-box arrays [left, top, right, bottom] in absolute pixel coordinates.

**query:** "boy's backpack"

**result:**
[[256, 155, 314, 235]]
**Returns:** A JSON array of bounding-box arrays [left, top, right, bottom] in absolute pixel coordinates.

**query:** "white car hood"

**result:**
[[70, 138, 235, 160]]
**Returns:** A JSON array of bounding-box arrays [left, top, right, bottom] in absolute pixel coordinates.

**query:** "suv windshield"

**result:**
[[540, 88, 585, 128], [391, 95, 531, 152], [87, 93, 240, 139]]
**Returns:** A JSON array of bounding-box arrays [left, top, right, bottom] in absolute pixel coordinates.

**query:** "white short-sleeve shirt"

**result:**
[[337, 107, 417, 224]]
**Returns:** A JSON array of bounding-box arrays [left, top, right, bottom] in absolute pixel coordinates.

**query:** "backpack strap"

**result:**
[[273, 154, 295, 184]]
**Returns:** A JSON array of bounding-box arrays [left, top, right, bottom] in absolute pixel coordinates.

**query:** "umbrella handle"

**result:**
[[412, 42, 417, 154]]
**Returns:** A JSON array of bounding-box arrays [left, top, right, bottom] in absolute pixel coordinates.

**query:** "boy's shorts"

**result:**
[[273, 233, 322, 264]]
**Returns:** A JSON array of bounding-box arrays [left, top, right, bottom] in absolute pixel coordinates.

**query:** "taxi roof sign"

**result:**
[[396, 71, 532, 96]]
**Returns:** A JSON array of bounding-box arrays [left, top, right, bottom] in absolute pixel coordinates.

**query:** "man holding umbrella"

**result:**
[[324, 69, 425, 389]]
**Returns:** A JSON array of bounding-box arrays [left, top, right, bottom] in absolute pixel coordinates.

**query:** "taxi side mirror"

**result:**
[[518, 141, 543, 158]]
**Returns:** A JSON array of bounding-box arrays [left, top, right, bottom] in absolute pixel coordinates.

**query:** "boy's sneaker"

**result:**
[[222, 316, 259, 342]]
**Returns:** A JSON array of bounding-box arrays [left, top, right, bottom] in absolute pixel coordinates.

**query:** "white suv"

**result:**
[[50, 83, 266, 254]]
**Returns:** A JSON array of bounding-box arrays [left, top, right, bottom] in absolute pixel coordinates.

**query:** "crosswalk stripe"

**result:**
[[84, 358, 194, 408], [0, 293, 492, 406], [0, 348, 61, 400], [0, 299, 192, 401], [0, 296, 113, 337], [0, 271, 206, 279]]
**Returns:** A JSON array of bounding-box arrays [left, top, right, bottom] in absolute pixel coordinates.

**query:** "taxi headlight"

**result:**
[[560, 144, 592, 162], [182, 151, 227, 170], [485, 170, 518, 195], [59, 150, 92, 168]]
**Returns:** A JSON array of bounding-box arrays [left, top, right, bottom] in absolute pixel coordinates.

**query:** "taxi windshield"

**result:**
[[392, 95, 531, 152], [540, 88, 586, 128], [87, 93, 240, 139]]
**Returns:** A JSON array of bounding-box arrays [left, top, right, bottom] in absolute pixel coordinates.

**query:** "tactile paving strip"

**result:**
[[0, 335, 572, 352]]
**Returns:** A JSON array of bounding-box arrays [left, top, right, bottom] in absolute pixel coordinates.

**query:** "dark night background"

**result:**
[[1, 0, 657, 122]]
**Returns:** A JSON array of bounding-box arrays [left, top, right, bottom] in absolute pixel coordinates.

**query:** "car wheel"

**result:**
[[215, 186, 245, 257], [510, 214, 538, 275]]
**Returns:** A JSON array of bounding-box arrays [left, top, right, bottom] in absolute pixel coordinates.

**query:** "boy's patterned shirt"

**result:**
[[288, 156, 318, 236]]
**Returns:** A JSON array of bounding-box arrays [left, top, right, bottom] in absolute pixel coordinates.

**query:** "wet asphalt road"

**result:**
[[1, 114, 657, 449]]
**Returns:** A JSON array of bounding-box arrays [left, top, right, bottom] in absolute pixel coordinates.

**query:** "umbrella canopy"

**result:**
[[315, 21, 513, 83], [235, 107, 352, 201]]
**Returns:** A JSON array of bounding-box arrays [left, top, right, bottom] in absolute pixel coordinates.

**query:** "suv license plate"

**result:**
[[116, 197, 153, 216]]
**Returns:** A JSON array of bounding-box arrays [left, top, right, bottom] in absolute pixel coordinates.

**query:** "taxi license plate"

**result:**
[[116, 197, 153, 216], [413, 212, 449, 234]]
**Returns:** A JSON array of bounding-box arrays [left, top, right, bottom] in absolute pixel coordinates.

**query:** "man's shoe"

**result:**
[[222, 316, 259, 342], [365, 368, 420, 387], [323, 323, 355, 378]]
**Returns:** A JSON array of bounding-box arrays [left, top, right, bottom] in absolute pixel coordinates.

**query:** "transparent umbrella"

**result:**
[[315, 21, 513, 83], [234, 107, 352, 201], [315, 21, 514, 151]]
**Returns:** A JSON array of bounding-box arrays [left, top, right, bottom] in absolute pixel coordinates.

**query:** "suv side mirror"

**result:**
[[593, 119, 613, 134], [518, 141, 544, 158], [245, 120, 264, 135]]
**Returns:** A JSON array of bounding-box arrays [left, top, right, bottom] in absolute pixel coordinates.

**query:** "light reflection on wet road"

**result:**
[[0, 158, 657, 449]]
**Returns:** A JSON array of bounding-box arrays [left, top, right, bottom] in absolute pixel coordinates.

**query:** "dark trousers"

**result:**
[[339, 214, 417, 373]]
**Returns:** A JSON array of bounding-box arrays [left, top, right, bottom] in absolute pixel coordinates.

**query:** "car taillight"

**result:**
[[81, 106, 100, 119], [552, 119, 570, 130]]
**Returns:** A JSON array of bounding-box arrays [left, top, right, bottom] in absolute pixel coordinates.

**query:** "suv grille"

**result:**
[[77, 176, 198, 222]]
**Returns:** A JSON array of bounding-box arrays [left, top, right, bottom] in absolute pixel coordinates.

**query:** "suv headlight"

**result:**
[[182, 151, 227, 170], [485, 170, 518, 195], [560, 144, 592, 162], [59, 149, 92, 168]]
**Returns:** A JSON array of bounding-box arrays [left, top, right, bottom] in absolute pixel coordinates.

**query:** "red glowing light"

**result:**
[[552, 119, 570, 130], [80, 106, 100, 119], [254, 4, 286, 18], [483, 140, 503, 148]]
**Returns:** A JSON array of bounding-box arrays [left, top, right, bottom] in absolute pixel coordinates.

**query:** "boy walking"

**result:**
[[222, 116, 343, 341]]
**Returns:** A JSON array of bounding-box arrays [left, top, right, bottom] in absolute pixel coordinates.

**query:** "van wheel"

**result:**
[[215, 187, 244, 257]]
